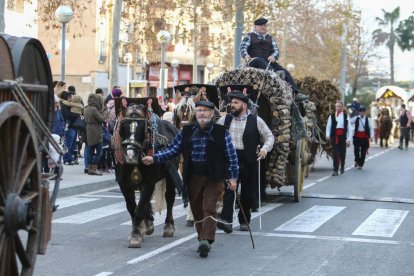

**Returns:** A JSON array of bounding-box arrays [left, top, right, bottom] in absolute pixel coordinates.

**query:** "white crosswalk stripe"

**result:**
[[275, 205, 346, 232], [53, 202, 126, 224], [56, 197, 100, 209], [352, 209, 409, 237]]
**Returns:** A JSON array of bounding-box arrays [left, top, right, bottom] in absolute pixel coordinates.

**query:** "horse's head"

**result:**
[[173, 95, 196, 128], [119, 104, 149, 164]]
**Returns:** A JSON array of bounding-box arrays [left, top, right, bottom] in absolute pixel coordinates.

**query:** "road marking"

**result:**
[[303, 193, 414, 204], [316, 176, 330, 182], [303, 182, 317, 190], [232, 231, 406, 245], [53, 202, 126, 224], [56, 197, 100, 209], [121, 204, 187, 226], [81, 194, 126, 199], [275, 205, 345, 232], [352, 209, 409, 237], [126, 203, 282, 264], [94, 272, 113, 276]]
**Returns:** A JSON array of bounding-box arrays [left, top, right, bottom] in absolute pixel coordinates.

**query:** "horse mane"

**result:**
[[173, 96, 196, 128]]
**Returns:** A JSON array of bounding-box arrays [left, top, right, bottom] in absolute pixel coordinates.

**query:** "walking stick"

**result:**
[[236, 191, 255, 249], [258, 157, 262, 230]]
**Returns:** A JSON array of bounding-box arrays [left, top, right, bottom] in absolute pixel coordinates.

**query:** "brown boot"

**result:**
[[88, 165, 103, 176]]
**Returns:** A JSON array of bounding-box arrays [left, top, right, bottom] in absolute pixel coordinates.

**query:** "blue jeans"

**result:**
[[84, 144, 90, 168], [63, 128, 77, 163], [88, 143, 103, 166]]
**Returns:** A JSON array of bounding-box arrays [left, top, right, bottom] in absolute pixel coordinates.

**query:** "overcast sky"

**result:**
[[353, 0, 414, 82]]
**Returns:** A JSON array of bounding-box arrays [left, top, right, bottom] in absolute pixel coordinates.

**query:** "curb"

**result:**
[[53, 180, 118, 198]]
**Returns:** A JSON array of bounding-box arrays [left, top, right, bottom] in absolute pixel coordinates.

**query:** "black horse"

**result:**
[[113, 103, 182, 248]]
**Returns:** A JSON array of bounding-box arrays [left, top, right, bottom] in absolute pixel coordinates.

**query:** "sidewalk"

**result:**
[[50, 157, 117, 198]]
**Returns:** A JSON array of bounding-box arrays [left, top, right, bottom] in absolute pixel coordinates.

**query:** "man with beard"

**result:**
[[216, 91, 274, 232], [142, 101, 238, 258]]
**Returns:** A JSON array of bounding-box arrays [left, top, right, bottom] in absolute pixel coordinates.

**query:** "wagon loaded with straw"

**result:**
[[215, 67, 314, 201]]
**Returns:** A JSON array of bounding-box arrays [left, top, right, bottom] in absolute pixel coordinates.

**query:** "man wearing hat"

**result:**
[[240, 17, 308, 102], [216, 91, 274, 232], [142, 101, 239, 258], [350, 106, 373, 169]]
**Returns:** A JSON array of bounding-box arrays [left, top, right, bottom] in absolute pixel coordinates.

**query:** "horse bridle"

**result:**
[[121, 117, 149, 165]]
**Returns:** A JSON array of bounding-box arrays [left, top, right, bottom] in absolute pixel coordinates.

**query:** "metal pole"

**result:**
[[233, 0, 244, 67], [126, 62, 130, 97], [160, 43, 166, 99], [61, 22, 66, 81], [192, 3, 198, 83], [340, 23, 348, 103]]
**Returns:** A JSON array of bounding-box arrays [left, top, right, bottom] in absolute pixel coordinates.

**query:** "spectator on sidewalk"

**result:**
[[398, 104, 412, 150], [106, 87, 122, 133], [84, 93, 109, 175]]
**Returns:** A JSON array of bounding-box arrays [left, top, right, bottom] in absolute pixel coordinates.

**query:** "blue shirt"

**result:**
[[153, 124, 239, 180]]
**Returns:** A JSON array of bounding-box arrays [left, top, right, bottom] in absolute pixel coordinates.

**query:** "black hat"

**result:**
[[359, 106, 366, 112], [174, 84, 219, 108], [219, 84, 255, 103], [228, 92, 249, 103], [254, 17, 268, 25], [195, 101, 215, 109]]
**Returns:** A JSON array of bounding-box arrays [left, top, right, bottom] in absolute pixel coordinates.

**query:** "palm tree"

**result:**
[[396, 12, 414, 51], [372, 7, 400, 84]]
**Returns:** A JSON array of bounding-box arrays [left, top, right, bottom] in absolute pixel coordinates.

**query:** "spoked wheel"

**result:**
[[0, 102, 41, 276], [293, 138, 307, 202]]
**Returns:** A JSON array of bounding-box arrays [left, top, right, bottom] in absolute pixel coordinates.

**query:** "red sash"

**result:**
[[335, 128, 344, 144]]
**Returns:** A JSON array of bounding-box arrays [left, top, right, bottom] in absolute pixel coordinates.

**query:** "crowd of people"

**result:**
[[43, 81, 124, 176]]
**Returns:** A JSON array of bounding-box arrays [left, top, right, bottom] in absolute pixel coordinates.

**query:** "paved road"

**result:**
[[34, 144, 414, 276]]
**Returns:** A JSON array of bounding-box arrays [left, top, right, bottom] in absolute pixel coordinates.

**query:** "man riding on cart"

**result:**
[[240, 17, 308, 102]]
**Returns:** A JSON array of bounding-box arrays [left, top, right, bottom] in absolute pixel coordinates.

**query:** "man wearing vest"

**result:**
[[350, 106, 373, 169], [142, 101, 238, 258], [240, 17, 308, 102], [325, 101, 353, 176], [216, 91, 274, 232], [398, 104, 412, 150]]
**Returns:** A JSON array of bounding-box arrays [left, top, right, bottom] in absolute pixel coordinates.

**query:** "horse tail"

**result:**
[[152, 178, 167, 214]]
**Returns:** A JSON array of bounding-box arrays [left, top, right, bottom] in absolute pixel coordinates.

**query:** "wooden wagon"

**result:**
[[215, 67, 313, 202], [0, 34, 64, 276]]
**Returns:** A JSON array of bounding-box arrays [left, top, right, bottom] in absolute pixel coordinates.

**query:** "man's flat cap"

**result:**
[[254, 17, 268, 25], [195, 101, 215, 109], [229, 92, 249, 103], [359, 106, 366, 112]]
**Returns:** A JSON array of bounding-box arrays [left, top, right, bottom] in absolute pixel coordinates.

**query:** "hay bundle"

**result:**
[[215, 67, 293, 188], [296, 76, 341, 156]]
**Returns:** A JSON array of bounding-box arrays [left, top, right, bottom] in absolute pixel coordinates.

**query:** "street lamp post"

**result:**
[[171, 58, 179, 86], [123, 53, 133, 97], [55, 5, 74, 81], [156, 30, 172, 100]]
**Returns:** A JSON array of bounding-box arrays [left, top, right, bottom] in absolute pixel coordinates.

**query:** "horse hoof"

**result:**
[[163, 223, 175, 237], [145, 220, 155, 236], [128, 235, 142, 248]]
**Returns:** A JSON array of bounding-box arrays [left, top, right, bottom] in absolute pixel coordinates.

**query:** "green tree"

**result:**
[[396, 12, 414, 51], [372, 7, 401, 84]]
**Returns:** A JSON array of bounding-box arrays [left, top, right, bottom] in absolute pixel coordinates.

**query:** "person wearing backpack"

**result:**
[[106, 87, 122, 133]]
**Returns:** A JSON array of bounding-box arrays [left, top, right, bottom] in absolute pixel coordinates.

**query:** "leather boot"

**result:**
[[88, 165, 103, 176]]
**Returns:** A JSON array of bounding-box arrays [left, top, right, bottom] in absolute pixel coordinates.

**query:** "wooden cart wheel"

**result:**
[[0, 102, 41, 276], [294, 138, 306, 202]]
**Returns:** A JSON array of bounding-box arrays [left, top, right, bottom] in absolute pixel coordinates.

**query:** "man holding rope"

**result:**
[[142, 101, 239, 258], [216, 90, 274, 232], [240, 17, 308, 102]]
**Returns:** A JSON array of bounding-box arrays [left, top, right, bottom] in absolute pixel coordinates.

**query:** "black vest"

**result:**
[[400, 111, 409, 127], [330, 112, 348, 140], [353, 116, 370, 137], [181, 124, 227, 183], [224, 114, 260, 164], [247, 33, 274, 59]]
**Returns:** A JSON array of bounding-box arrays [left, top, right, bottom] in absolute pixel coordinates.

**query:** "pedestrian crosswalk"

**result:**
[[52, 196, 412, 239]]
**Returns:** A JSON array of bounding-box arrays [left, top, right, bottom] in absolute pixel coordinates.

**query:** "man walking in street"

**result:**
[[351, 106, 373, 169], [398, 104, 411, 150], [326, 101, 353, 176], [142, 101, 239, 258], [216, 90, 274, 232]]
